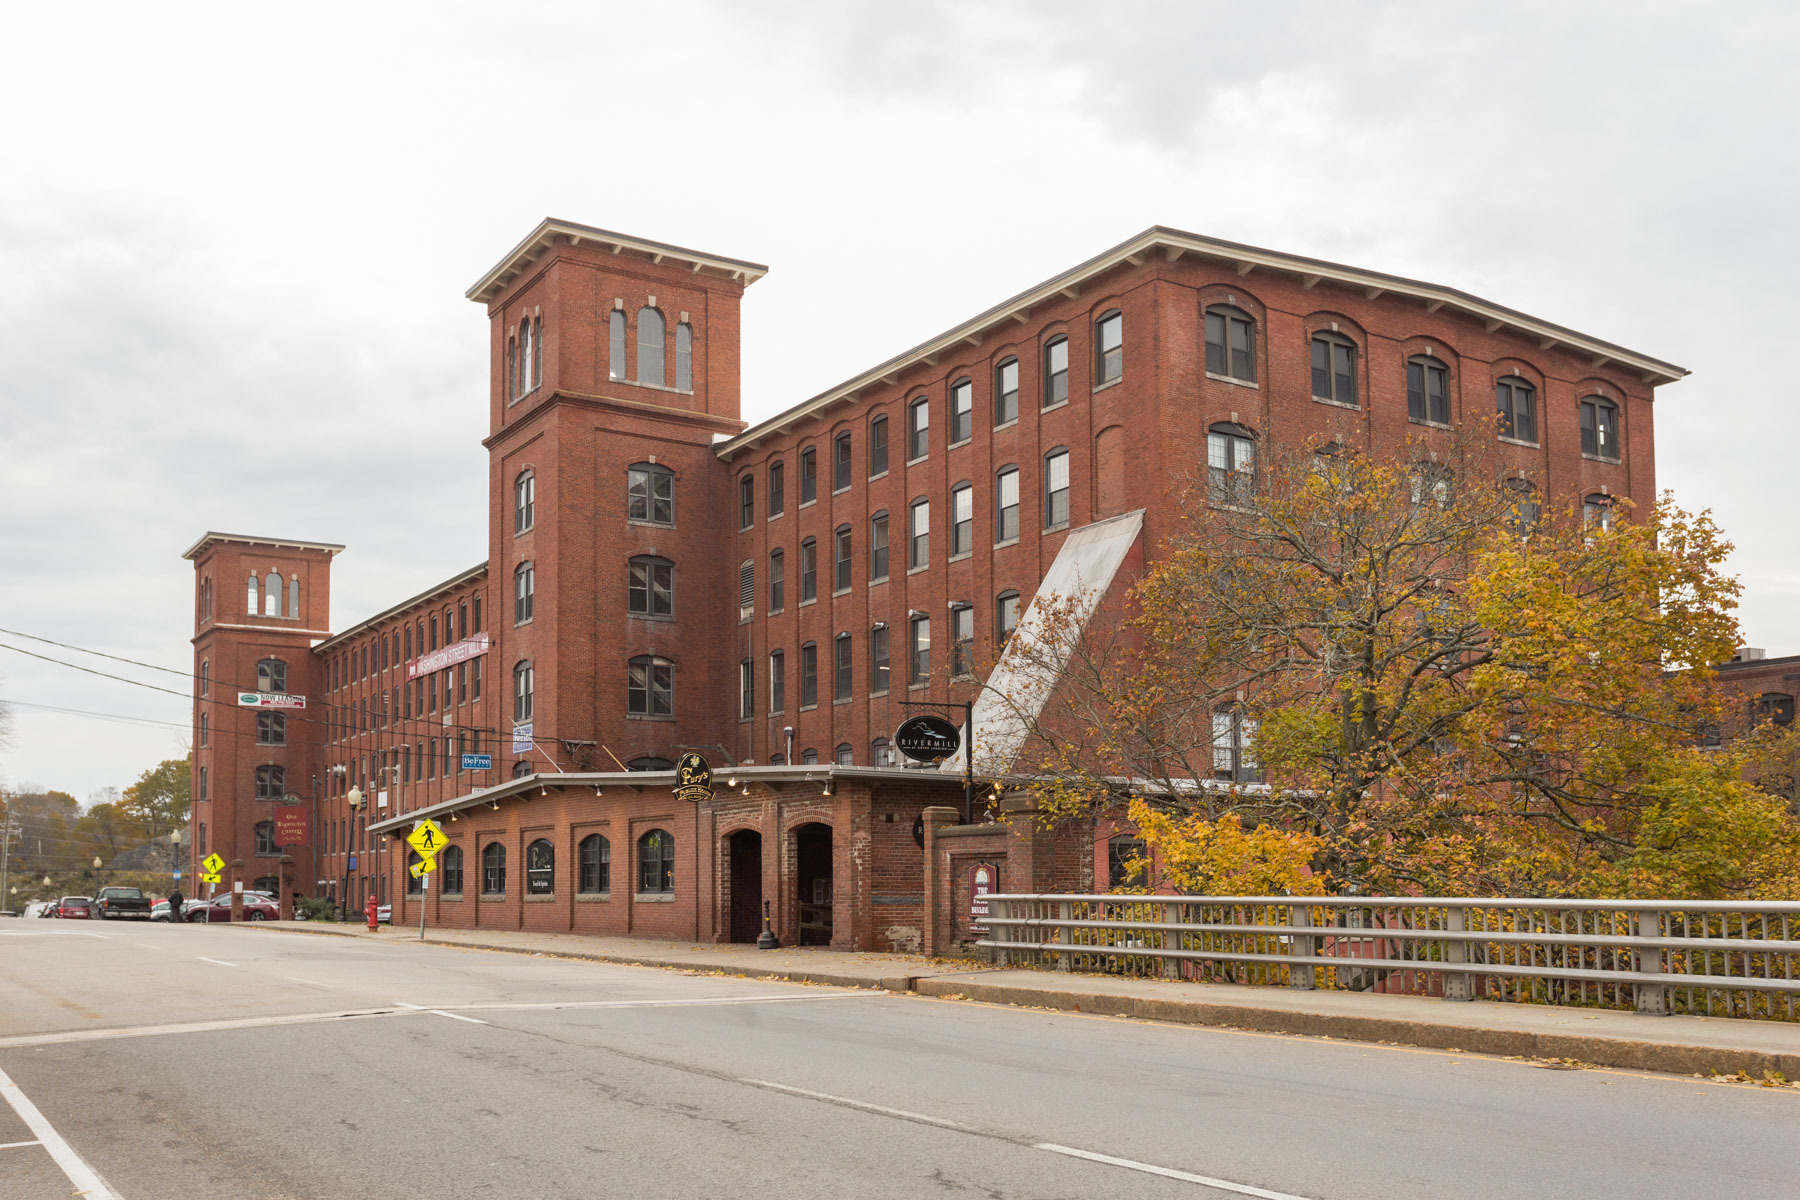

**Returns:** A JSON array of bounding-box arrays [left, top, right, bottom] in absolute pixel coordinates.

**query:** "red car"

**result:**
[[186, 893, 279, 922], [57, 896, 93, 919]]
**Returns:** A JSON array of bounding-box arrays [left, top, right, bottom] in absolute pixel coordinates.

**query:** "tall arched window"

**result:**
[[628, 556, 674, 618], [1206, 423, 1255, 507], [1043, 335, 1069, 407], [200, 660, 210, 696], [1407, 355, 1450, 425], [675, 322, 693, 391], [526, 838, 554, 895], [1505, 478, 1540, 536], [247, 573, 259, 615], [514, 561, 534, 623], [579, 834, 610, 893], [627, 463, 675, 525], [1583, 493, 1614, 532], [869, 413, 889, 476], [628, 656, 674, 717], [1095, 310, 1123, 384], [1211, 705, 1262, 783], [288, 577, 300, 619], [482, 842, 506, 894], [513, 659, 534, 721], [835, 743, 854, 766], [514, 470, 535, 534], [609, 309, 627, 380], [1496, 376, 1538, 443], [441, 845, 464, 895], [1580, 396, 1619, 460], [256, 712, 285, 745], [254, 821, 277, 855], [1205, 305, 1256, 382], [516, 318, 531, 398], [531, 315, 542, 389], [257, 658, 287, 693], [637, 307, 665, 385], [255, 764, 285, 799], [1043, 450, 1070, 528], [638, 829, 675, 894], [908, 396, 929, 461], [1310, 332, 1357, 406], [199, 713, 209, 748], [994, 357, 1019, 426], [264, 571, 282, 617]]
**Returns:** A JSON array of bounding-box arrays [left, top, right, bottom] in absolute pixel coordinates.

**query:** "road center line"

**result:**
[[431, 1010, 488, 1024], [1035, 1143, 1314, 1199], [0, 1063, 121, 1200], [198, 957, 237, 967], [283, 976, 333, 989], [0, 931, 109, 939], [0, 1139, 45, 1150], [0, 1008, 404, 1049], [741, 1079, 972, 1130]]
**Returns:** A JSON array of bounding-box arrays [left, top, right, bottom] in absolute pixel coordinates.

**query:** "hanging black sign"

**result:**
[[894, 714, 961, 763], [674, 752, 713, 803]]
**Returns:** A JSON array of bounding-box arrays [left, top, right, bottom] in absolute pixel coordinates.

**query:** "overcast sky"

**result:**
[[2, 1, 1796, 804]]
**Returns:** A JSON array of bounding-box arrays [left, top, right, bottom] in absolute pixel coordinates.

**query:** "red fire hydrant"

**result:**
[[365, 892, 379, 931]]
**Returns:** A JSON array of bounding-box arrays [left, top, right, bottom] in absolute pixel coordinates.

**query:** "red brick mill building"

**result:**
[[183, 218, 1685, 952]]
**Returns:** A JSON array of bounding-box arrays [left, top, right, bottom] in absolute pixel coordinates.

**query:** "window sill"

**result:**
[[514, 525, 534, 537], [948, 551, 972, 563], [992, 418, 1019, 433], [575, 893, 612, 903], [625, 714, 677, 723], [906, 455, 928, 468], [948, 437, 972, 450], [907, 565, 929, 576], [800, 703, 818, 712], [908, 683, 930, 692], [799, 598, 816, 608], [768, 710, 786, 717], [1042, 523, 1070, 536], [1408, 417, 1452, 430], [769, 607, 784, 617], [868, 470, 889, 483], [513, 618, 533, 628], [1205, 372, 1258, 389], [1041, 399, 1070, 414], [1311, 395, 1360, 411], [1581, 453, 1621, 465], [1498, 436, 1541, 449], [627, 613, 676, 623], [627, 519, 677, 531], [524, 893, 556, 903], [767, 511, 784, 523], [440, 893, 463, 902], [634, 892, 675, 903], [480, 893, 506, 901], [870, 689, 890, 699], [869, 576, 888, 588], [833, 697, 852, 706], [1091, 377, 1122, 395], [833, 485, 852, 496], [799, 499, 817, 510], [832, 587, 852, 598]]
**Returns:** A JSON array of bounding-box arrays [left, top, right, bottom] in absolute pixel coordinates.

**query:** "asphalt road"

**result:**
[[1, 923, 1793, 1200]]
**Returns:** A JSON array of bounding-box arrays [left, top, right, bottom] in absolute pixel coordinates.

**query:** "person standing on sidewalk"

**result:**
[[167, 887, 184, 923]]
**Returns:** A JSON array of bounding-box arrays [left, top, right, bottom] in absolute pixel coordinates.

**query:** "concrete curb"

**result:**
[[911, 978, 1800, 1079], [251, 925, 1798, 1078]]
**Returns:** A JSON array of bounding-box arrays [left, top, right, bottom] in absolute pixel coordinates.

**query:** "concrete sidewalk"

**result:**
[[252, 920, 1800, 1081]]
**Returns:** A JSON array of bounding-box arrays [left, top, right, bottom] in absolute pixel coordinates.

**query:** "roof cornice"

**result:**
[[467, 218, 769, 305], [182, 532, 346, 561], [716, 226, 1689, 458]]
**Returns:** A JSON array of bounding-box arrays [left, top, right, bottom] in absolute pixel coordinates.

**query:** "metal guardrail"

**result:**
[[978, 895, 1800, 1020]]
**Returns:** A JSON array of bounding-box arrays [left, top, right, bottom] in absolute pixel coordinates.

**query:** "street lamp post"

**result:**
[[340, 786, 363, 923], [92, 856, 104, 891]]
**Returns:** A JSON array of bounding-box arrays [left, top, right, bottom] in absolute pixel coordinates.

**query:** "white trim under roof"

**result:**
[[467, 217, 770, 303], [182, 532, 346, 561], [313, 563, 487, 653], [718, 225, 1688, 457]]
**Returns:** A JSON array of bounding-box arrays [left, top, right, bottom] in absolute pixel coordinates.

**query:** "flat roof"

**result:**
[[467, 218, 770, 304], [313, 563, 487, 653], [718, 225, 1689, 456], [182, 532, 346, 561]]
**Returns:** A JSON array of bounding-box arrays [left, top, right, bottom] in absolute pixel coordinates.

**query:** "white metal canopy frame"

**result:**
[[979, 894, 1800, 1020]]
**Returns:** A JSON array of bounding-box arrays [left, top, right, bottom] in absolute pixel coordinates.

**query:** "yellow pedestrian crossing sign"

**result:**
[[408, 857, 435, 879], [406, 819, 447, 861], [201, 853, 226, 875], [200, 873, 221, 885]]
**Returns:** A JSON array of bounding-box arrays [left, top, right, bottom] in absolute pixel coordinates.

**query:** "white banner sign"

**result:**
[[511, 722, 533, 754], [406, 633, 491, 680], [237, 692, 306, 709]]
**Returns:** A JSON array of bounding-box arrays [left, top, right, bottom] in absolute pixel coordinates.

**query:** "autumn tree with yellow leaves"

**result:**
[[1001, 436, 1799, 899]]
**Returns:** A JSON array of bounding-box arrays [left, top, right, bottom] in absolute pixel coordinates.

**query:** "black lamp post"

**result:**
[[340, 785, 363, 923]]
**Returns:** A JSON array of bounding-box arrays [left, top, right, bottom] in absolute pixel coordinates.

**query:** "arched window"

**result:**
[[675, 322, 693, 391], [835, 743, 854, 766], [511, 759, 532, 779], [909, 497, 930, 569], [628, 463, 675, 525], [257, 658, 287, 693], [951, 483, 973, 554], [1310, 332, 1357, 406], [950, 378, 973, 443], [834, 429, 854, 490], [482, 842, 506, 894], [769, 753, 787, 766], [870, 511, 889, 581], [872, 737, 894, 767], [1580, 396, 1619, 460], [1042, 335, 1069, 407], [526, 839, 554, 895], [769, 548, 785, 611], [264, 571, 282, 617], [870, 623, 890, 694], [1205, 305, 1256, 382], [739, 474, 754, 529], [255, 764, 285, 799], [514, 470, 535, 534], [908, 396, 930, 461], [1496, 376, 1538, 443], [628, 556, 675, 618], [769, 650, 786, 712], [740, 559, 755, 617], [247, 572, 259, 615], [516, 318, 531, 397], [513, 659, 534, 721], [638, 830, 675, 894], [288, 577, 300, 620], [198, 766, 207, 801], [800, 537, 818, 603], [1583, 493, 1614, 532], [994, 467, 1020, 542], [951, 603, 974, 677], [507, 562, 533, 625], [406, 848, 426, 894], [1505, 478, 1541, 536], [1211, 706, 1262, 783], [579, 834, 611, 893], [1108, 834, 1149, 888], [1043, 450, 1070, 528], [441, 845, 464, 894], [1407, 355, 1450, 425], [869, 413, 889, 476], [609, 309, 627, 380], [1095, 310, 1123, 384], [768, 458, 785, 516], [254, 821, 277, 855], [800, 446, 817, 504], [637, 307, 665, 385], [1206, 423, 1255, 507], [531, 315, 542, 389], [199, 713, 209, 748], [994, 357, 1019, 426], [834, 525, 853, 592], [256, 712, 286, 746], [996, 590, 1021, 646], [200, 577, 213, 623], [507, 333, 518, 399], [200, 660, 210, 696], [835, 632, 853, 701], [627, 655, 674, 717], [801, 748, 819, 765], [1755, 693, 1796, 727], [799, 642, 818, 708]]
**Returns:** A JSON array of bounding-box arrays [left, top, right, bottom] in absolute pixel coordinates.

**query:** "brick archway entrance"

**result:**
[[794, 822, 833, 946], [727, 829, 763, 943]]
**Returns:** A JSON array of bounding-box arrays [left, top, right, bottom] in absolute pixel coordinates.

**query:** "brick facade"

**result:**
[[186, 219, 1683, 947]]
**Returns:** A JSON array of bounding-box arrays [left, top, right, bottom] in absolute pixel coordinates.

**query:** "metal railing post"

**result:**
[[991, 897, 1008, 968], [1635, 909, 1668, 1015], [1442, 906, 1472, 1001], [1161, 900, 1181, 979], [1057, 899, 1073, 971], [1288, 902, 1315, 990]]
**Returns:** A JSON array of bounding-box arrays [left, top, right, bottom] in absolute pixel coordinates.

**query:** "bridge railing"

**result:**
[[978, 895, 1800, 1020]]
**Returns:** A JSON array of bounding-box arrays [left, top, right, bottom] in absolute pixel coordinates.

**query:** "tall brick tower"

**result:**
[[183, 533, 342, 902], [465, 221, 767, 775]]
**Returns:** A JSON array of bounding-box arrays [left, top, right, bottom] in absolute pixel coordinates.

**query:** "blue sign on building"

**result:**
[[462, 753, 494, 771]]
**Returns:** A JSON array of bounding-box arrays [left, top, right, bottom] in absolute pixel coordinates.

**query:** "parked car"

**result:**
[[57, 896, 93, 919], [376, 903, 392, 924], [186, 893, 279, 922], [149, 899, 190, 922], [95, 886, 153, 920]]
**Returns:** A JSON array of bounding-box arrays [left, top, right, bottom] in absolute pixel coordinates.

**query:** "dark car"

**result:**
[[186, 893, 279, 922], [57, 896, 93, 919], [95, 886, 153, 920]]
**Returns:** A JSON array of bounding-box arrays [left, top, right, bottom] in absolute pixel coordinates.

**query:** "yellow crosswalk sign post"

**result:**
[[202, 853, 226, 875], [406, 820, 446, 862]]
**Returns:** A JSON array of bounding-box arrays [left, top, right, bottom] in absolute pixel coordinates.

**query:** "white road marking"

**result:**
[[0, 1139, 45, 1150], [0, 1008, 403, 1049], [283, 976, 333, 989], [0, 1063, 121, 1200], [0, 931, 109, 939], [452, 992, 881, 1014], [431, 1010, 488, 1024], [1035, 1144, 1314, 1199], [197, 957, 237, 967], [741, 1079, 973, 1131]]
